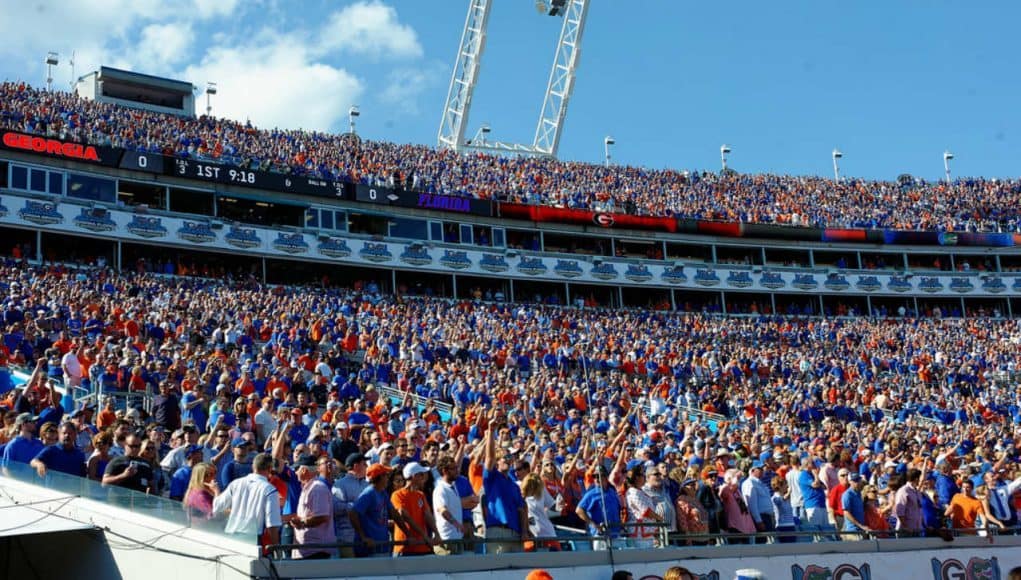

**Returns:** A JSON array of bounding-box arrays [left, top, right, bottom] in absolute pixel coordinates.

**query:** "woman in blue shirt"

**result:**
[[771, 476, 797, 543]]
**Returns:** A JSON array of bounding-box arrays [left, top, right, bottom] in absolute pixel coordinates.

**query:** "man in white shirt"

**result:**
[[785, 455, 804, 521], [741, 461, 774, 542], [432, 455, 465, 555], [61, 344, 83, 387], [314, 358, 332, 381], [984, 470, 1021, 529], [253, 398, 278, 446], [212, 453, 282, 548]]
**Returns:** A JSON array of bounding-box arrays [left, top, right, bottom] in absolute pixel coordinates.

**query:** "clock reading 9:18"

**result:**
[[228, 169, 256, 184]]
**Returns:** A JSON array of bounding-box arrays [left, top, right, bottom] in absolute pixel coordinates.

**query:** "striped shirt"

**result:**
[[772, 493, 796, 527]]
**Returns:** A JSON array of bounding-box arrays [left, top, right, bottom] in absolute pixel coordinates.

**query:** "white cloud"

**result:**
[[0, 0, 423, 133], [191, 0, 240, 19], [135, 23, 195, 73], [0, 0, 165, 81], [183, 30, 363, 131], [380, 62, 445, 115], [318, 1, 423, 60]]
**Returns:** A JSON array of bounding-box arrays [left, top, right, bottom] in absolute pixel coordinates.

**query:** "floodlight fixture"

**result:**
[[349, 105, 360, 135], [45, 52, 59, 91], [205, 82, 217, 116]]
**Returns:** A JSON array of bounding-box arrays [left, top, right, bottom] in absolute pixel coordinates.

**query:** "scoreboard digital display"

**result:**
[[166, 157, 348, 199], [119, 150, 164, 174], [353, 184, 492, 216]]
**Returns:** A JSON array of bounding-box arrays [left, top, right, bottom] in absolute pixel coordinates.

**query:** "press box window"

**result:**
[[10, 165, 27, 190], [332, 211, 347, 232], [66, 173, 116, 203], [29, 169, 47, 193], [472, 225, 492, 246], [320, 209, 335, 230], [47, 173, 63, 195], [8, 165, 62, 194], [390, 218, 428, 240], [305, 209, 319, 228], [306, 209, 347, 232]]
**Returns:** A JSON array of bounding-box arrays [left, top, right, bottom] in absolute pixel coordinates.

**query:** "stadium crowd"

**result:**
[[2, 257, 1021, 558], [3, 81, 1021, 232]]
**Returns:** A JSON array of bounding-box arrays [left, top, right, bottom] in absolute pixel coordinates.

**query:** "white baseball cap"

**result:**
[[403, 462, 429, 478]]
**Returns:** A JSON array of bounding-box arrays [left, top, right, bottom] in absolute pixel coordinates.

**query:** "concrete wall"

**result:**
[[262, 535, 1021, 580], [0, 475, 256, 580]]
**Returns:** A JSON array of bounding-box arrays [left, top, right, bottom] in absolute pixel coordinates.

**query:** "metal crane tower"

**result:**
[[436, 0, 590, 159]]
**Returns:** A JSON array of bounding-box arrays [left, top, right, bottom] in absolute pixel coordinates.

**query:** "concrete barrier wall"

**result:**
[[0, 475, 256, 580], [264, 535, 1021, 580]]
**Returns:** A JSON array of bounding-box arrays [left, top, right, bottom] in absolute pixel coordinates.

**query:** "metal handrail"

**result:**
[[266, 521, 673, 559], [96, 380, 155, 414], [265, 524, 1012, 559], [377, 383, 453, 417]]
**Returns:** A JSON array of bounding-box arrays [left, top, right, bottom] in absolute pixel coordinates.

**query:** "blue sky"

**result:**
[[1, 1, 1018, 181]]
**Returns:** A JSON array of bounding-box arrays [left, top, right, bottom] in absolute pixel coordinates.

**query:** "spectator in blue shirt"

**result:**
[[798, 457, 829, 528], [482, 412, 528, 554], [169, 445, 206, 501], [351, 463, 397, 557], [30, 422, 86, 477], [218, 438, 255, 490], [933, 462, 960, 509], [576, 464, 623, 549], [1, 413, 43, 467], [841, 473, 869, 536]]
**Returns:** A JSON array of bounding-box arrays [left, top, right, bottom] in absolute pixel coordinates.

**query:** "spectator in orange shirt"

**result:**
[[945, 480, 988, 534], [391, 462, 440, 555], [97, 397, 117, 429]]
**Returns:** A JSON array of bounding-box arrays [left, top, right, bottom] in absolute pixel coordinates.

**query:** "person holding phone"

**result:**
[[103, 434, 155, 493]]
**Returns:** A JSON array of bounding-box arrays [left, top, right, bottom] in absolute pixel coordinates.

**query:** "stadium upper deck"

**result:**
[[2, 81, 1020, 233]]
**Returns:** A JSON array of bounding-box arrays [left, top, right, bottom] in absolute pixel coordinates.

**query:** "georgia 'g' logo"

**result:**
[[930, 556, 1000, 580], [791, 563, 871, 580], [593, 213, 615, 227], [639, 572, 719, 580]]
